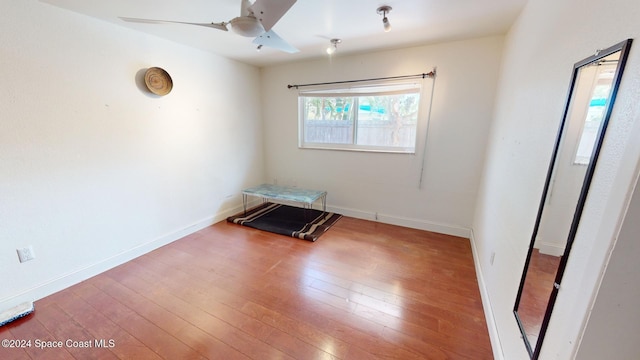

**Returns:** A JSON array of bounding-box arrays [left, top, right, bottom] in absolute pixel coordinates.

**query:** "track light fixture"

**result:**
[[377, 5, 392, 32], [326, 38, 341, 54]]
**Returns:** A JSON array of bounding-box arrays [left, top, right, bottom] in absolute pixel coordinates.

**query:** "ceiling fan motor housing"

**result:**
[[230, 16, 265, 37]]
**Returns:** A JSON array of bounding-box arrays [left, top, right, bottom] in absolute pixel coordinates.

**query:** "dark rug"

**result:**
[[227, 202, 342, 242]]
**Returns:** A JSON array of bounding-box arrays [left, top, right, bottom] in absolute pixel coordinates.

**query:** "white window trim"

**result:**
[[297, 80, 430, 154]]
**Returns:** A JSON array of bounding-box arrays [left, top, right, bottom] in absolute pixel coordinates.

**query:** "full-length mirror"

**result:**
[[513, 39, 632, 359]]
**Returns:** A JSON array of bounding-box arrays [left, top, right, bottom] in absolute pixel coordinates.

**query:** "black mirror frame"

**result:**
[[513, 38, 633, 359]]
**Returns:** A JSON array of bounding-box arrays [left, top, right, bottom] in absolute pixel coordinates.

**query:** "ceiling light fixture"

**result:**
[[376, 5, 392, 32], [326, 38, 341, 54]]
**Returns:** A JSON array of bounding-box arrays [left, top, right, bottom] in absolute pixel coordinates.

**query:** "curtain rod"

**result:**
[[287, 69, 436, 89]]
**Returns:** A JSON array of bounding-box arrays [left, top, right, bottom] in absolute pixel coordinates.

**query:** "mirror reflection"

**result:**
[[514, 39, 632, 359], [520, 57, 620, 345]]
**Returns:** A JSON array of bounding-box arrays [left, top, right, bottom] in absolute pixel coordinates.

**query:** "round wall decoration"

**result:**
[[144, 67, 173, 96]]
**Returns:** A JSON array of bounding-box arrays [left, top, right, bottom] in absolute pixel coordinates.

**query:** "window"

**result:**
[[298, 82, 425, 153], [574, 65, 616, 165]]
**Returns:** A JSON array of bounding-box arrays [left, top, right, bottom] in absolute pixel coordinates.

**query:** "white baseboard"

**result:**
[[469, 229, 504, 360], [328, 205, 471, 238], [0, 204, 245, 312], [537, 242, 565, 257]]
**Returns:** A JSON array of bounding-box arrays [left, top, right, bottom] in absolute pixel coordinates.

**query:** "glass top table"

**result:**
[[242, 184, 327, 213]]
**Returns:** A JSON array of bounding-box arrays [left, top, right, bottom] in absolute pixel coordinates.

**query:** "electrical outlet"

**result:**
[[17, 246, 36, 263], [490, 252, 496, 266]]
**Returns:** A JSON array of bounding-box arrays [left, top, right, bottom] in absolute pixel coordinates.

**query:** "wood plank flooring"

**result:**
[[0, 216, 493, 359], [517, 249, 562, 347]]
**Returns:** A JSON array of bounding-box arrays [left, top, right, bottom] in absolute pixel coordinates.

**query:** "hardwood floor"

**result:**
[[1, 217, 493, 359], [517, 249, 562, 347]]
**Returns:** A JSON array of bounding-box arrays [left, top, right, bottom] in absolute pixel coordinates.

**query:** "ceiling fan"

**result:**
[[120, 0, 299, 53]]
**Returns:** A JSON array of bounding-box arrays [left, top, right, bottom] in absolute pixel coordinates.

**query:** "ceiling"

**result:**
[[40, 0, 527, 67]]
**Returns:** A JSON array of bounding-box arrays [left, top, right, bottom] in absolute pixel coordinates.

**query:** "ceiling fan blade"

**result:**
[[249, 0, 297, 32], [240, 0, 253, 17], [119, 17, 228, 31], [253, 29, 299, 53]]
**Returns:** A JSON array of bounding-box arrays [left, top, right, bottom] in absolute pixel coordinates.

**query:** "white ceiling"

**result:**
[[40, 0, 527, 67]]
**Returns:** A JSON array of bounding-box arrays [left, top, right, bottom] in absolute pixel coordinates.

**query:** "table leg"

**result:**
[[242, 193, 247, 214]]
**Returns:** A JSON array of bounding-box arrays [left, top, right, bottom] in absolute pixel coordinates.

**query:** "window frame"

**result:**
[[297, 81, 428, 154]]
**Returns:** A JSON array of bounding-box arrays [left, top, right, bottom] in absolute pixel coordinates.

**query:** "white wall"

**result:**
[[534, 65, 605, 256], [472, 0, 640, 358], [575, 175, 640, 359], [260, 36, 504, 236], [0, 0, 264, 310]]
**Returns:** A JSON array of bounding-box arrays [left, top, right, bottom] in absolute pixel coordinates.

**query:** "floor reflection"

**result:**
[[518, 249, 561, 347]]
